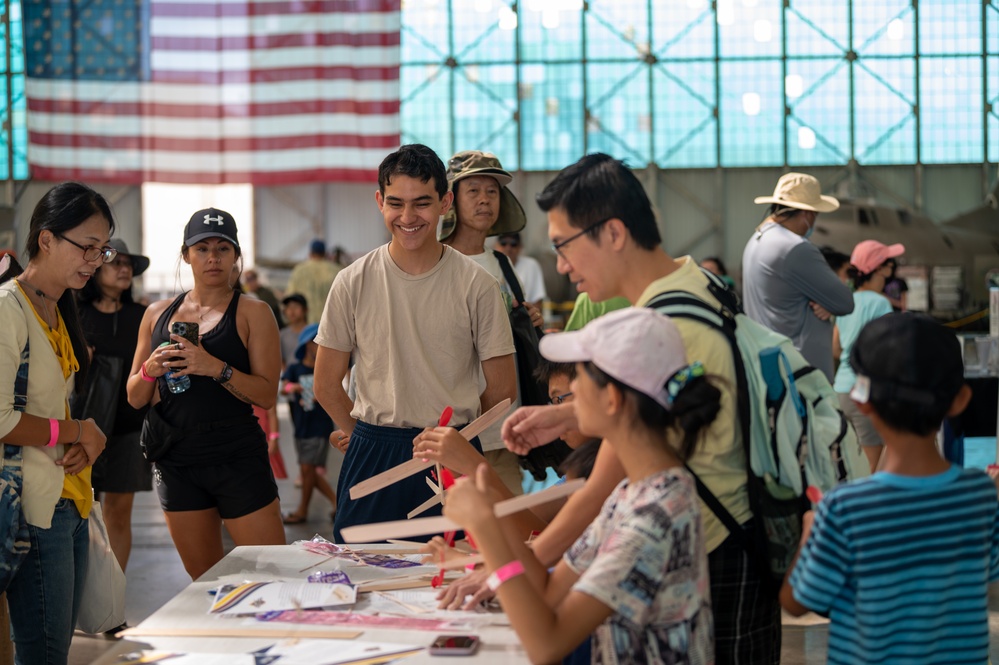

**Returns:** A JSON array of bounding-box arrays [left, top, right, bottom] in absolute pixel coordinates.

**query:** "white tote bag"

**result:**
[[76, 503, 126, 633]]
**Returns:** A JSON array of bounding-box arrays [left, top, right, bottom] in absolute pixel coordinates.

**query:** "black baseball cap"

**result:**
[[849, 312, 964, 408], [184, 208, 239, 249], [281, 293, 308, 309]]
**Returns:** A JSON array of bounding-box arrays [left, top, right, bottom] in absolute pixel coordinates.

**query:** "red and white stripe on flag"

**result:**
[[25, 0, 401, 186]]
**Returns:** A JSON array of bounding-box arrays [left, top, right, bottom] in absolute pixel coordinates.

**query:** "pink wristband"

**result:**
[[268, 432, 280, 441], [486, 560, 525, 591], [47, 418, 59, 448], [139, 363, 156, 383]]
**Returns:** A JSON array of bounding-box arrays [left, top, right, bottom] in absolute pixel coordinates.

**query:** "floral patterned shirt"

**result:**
[[565, 468, 713, 665]]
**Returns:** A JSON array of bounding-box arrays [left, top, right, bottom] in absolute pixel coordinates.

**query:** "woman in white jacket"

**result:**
[[0, 182, 111, 664]]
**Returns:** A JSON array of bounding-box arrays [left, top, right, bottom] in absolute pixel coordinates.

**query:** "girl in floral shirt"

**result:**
[[446, 308, 720, 664]]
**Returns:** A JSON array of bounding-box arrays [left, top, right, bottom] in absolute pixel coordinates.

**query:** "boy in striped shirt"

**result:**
[[780, 312, 999, 665]]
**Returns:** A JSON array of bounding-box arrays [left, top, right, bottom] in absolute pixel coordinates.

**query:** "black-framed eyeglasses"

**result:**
[[58, 235, 118, 264], [551, 218, 611, 259], [551, 391, 573, 405]]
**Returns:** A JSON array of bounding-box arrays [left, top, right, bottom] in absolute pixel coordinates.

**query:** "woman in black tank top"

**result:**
[[125, 208, 285, 580]]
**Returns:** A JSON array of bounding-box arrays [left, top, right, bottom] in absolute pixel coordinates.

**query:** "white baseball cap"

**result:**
[[540, 308, 689, 410]]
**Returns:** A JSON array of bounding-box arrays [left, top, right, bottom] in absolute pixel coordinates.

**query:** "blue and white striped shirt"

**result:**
[[790, 465, 999, 665]]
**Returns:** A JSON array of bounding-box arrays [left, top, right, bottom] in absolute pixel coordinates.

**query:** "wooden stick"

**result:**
[[342, 478, 585, 542], [455, 397, 512, 441], [348, 398, 512, 500], [118, 626, 362, 640], [386, 539, 425, 547], [406, 492, 443, 520], [349, 458, 432, 500], [436, 554, 484, 570], [357, 577, 435, 592]]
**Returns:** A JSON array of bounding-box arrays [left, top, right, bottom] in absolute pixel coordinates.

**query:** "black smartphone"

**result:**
[[428, 635, 480, 656], [170, 321, 200, 347]]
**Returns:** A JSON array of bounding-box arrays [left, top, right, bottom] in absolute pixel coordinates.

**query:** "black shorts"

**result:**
[[92, 431, 153, 494], [154, 453, 278, 519]]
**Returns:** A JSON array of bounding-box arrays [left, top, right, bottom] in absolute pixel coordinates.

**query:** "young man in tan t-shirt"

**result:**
[[312, 144, 516, 542]]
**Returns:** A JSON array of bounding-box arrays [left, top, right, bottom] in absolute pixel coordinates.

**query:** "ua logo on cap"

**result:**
[[204, 214, 224, 226]]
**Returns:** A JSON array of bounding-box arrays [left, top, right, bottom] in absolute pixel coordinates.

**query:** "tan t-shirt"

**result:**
[[636, 256, 750, 552], [316, 244, 515, 428]]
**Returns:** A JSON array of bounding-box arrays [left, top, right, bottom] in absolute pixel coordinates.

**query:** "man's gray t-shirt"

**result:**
[[742, 222, 854, 380]]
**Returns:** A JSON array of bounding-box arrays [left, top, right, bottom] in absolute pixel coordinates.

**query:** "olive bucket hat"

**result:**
[[438, 150, 527, 241]]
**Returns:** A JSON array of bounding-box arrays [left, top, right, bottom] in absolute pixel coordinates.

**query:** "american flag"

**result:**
[[22, 0, 401, 186]]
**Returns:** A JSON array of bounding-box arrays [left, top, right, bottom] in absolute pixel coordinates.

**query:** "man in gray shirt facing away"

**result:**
[[742, 173, 854, 381]]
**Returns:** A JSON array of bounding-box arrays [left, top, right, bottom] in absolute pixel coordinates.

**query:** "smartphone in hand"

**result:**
[[170, 321, 200, 347]]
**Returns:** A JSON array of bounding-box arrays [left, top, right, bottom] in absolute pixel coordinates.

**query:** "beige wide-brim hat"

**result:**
[[438, 150, 527, 241], [754, 172, 840, 213]]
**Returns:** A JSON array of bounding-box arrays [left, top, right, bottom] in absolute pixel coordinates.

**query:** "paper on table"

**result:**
[[266, 639, 424, 665], [115, 653, 258, 665], [209, 581, 357, 615]]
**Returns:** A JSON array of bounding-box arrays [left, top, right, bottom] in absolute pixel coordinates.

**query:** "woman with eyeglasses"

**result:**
[[126, 208, 285, 581], [0, 181, 111, 664], [76, 239, 152, 581]]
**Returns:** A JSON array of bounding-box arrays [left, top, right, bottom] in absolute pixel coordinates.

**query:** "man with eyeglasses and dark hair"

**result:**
[[494, 232, 547, 309], [500, 153, 780, 665]]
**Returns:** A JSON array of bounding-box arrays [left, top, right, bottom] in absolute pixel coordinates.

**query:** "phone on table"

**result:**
[[170, 321, 200, 347], [429, 635, 480, 656]]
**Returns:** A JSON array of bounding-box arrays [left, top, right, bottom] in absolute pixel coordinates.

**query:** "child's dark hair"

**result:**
[[533, 359, 576, 384], [846, 263, 885, 288], [581, 361, 721, 459], [849, 312, 965, 437], [558, 438, 600, 480]]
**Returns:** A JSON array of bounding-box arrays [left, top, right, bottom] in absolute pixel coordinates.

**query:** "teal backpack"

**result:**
[[648, 269, 868, 586]]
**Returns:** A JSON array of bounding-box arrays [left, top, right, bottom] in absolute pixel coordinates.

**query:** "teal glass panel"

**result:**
[[854, 0, 914, 57], [653, 1, 714, 59], [653, 61, 716, 168], [451, 0, 515, 64], [719, 60, 783, 167], [401, 0, 450, 63], [990, 55, 998, 164], [717, 0, 782, 58], [786, 59, 850, 166], [854, 58, 916, 164], [519, 63, 583, 170], [453, 64, 518, 165], [586, 62, 650, 165], [519, 4, 582, 62], [586, 0, 648, 62], [919, 0, 980, 55], [786, 0, 848, 57], [400, 63, 453, 156], [920, 57, 983, 164]]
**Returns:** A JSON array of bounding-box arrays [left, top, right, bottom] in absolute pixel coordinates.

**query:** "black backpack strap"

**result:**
[[492, 250, 526, 306]]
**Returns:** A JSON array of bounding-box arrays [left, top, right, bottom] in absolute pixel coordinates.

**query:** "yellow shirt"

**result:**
[[636, 256, 750, 552], [19, 283, 93, 519]]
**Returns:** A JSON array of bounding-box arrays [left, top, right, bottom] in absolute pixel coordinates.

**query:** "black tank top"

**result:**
[[151, 290, 263, 464]]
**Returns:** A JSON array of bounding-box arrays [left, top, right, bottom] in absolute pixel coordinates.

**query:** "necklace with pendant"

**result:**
[[16, 277, 58, 331]]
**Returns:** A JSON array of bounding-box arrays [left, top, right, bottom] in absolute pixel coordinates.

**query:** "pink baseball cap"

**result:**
[[851, 240, 905, 275], [539, 308, 688, 409]]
